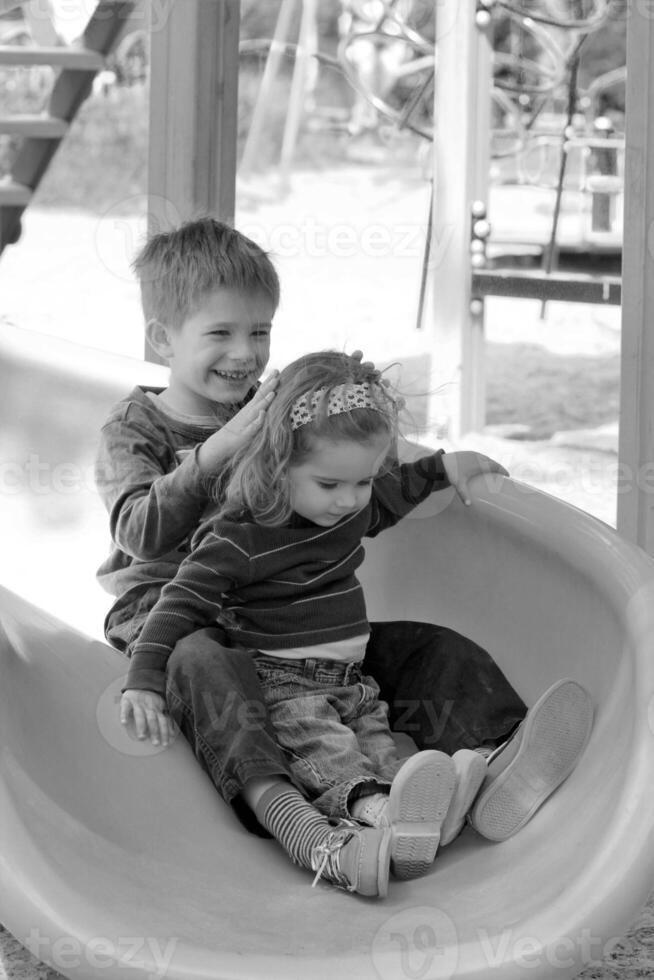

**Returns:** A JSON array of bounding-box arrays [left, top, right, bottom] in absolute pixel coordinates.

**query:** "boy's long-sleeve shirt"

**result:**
[[95, 386, 250, 652], [126, 451, 450, 694]]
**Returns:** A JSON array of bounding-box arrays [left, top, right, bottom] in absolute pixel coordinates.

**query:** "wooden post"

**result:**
[[616, 4, 654, 553], [147, 0, 240, 229], [145, 0, 241, 360], [429, 2, 490, 439]]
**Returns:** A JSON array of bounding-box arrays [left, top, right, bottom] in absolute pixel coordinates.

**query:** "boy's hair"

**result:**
[[219, 351, 399, 527], [132, 217, 280, 328]]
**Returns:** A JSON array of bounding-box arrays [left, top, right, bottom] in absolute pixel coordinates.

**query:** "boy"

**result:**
[[96, 218, 586, 897]]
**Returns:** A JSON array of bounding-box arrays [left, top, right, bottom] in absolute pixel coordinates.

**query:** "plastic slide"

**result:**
[[3, 472, 654, 980]]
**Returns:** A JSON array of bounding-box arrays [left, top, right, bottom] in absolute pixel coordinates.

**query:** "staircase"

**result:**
[[0, 0, 136, 254]]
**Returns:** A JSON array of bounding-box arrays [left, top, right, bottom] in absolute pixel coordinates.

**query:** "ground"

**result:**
[[0, 157, 647, 978]]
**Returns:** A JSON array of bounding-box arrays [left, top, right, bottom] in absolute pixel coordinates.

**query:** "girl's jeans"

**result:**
[[164, 623, 526, 833], [252, 655, 405, 819]]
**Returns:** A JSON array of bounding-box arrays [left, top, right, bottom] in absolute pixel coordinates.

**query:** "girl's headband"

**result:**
[[290, 382, 384, 431]]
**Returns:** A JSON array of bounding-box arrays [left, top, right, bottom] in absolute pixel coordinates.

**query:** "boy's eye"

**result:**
[[252, 328, 271, 338]]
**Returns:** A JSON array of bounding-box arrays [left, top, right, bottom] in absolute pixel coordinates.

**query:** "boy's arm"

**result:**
[[124, 526, 245, 694], [96, 380, 278, 561], [96, 416, 211, 560]]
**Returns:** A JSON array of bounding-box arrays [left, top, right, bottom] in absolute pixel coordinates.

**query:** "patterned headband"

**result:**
[[290, 382, 384, 430]]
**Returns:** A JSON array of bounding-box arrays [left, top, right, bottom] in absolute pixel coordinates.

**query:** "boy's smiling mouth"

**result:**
[[212, 369, 252, 381]]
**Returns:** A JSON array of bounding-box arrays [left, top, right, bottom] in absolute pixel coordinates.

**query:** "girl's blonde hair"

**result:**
[[218, 351, 400, 526]]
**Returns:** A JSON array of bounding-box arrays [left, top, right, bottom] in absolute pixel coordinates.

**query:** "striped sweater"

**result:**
[[126, 450, 449, 693]]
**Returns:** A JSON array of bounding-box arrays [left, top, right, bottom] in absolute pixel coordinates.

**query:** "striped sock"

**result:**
[[255, 785, 333, 869]]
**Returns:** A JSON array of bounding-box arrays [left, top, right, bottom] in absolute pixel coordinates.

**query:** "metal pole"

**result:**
[[616, 2, 654, 552], [429, 1, 491, 439]]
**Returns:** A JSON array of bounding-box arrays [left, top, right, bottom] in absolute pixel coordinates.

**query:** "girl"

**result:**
[[122, 352, 591, 897]]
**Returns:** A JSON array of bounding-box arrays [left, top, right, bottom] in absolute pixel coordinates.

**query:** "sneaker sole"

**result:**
[[440, 750, 487, 846], [386, 751, 456, 880], [470, 679, 593, 842], [372, 827, 393, 898]]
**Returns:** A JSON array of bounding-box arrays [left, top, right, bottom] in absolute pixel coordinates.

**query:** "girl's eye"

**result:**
[[253, 329, 270, 338], [358, 480, 373, 487], [318, 482, 337, 490]]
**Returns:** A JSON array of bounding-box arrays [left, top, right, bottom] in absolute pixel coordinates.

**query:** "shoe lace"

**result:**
[[310, 820, 358, 890]]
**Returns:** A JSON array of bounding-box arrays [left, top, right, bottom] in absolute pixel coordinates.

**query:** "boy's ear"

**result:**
[[145, 319, 175, 361]]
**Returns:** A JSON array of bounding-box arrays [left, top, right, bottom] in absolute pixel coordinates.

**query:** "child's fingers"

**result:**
[[243, 409, 266, 433], [255, 371, 279, 399], [452, 480, 472, 507], [153, 709, 176, 747], [119, 695, 132, 727], [129, 703, 149, 740], [143, 707, 168, 745]]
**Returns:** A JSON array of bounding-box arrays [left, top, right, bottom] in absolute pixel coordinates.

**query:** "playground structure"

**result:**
[[2, 1, 654, 978], [1, 327, 654, 980]]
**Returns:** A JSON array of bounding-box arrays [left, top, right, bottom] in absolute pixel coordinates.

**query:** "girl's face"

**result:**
[[288, 432, 391, 527]]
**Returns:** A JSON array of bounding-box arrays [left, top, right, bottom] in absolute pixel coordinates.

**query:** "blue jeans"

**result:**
[[253, 655, 404, 818], [161, 623, 526, 832]]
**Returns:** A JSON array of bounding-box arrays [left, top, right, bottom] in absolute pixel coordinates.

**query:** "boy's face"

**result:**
[[165, 287, 274, 415]]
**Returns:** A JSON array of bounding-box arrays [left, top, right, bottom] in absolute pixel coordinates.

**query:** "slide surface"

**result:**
[[2, 476, 654, 980]]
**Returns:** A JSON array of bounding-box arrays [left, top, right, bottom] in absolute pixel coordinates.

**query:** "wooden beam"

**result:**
[[429, 2, 491, 438], [146, 0, 241, 362], [616, 3, 654, 552], [472, 269, 622, 305], [147, 0, 240, 231]]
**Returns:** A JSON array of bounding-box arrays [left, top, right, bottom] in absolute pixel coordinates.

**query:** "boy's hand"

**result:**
[[351, 349, 385, 384], [197, 371, 279, 475], [120, 689, 177, 747], [442, 451, 509, 507]]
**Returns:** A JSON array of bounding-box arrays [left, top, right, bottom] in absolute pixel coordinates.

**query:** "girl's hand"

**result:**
[[120, 689, 177, 747], [442, 451, 509, 506], [198, 371, 279, 475]]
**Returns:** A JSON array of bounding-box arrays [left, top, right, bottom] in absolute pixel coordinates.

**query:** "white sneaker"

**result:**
[[469, 679, 593, 842], [385, 750, 456, 879], [440, 749, 487, 846]]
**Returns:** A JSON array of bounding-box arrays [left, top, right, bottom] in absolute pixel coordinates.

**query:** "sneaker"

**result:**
[[385, 750, 456, 880], [310, 821, 392, 898], [440, 749, 487, 846], [469, 678, 594, 842]]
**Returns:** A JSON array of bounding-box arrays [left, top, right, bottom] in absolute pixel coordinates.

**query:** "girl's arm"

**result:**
[[441, 451, 508, 506], [368, 450, 509, 535], [123, 525, 247, 694], [368, 450, 450, 535]]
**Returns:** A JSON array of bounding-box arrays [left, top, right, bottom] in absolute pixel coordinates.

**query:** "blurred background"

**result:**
[[1, 4, 651, 978]]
